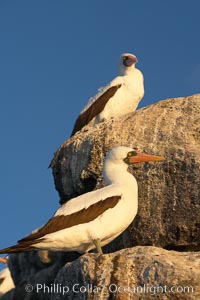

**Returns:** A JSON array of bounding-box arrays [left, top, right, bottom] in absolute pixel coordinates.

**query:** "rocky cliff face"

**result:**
[[2, 94, 200, 300], [51, 94, 200, 251]]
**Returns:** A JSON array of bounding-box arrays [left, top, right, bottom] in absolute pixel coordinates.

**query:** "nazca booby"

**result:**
[[0, 146, 163, 255], [71, 53, 144, 136], [0, 257, 15, 297]]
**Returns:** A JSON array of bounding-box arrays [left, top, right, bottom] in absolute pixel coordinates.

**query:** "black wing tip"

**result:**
[[0, 241, 39, 254], [0, 245, 22, 254], [70, 129, 76, 137], [70, 116, 83, 137]]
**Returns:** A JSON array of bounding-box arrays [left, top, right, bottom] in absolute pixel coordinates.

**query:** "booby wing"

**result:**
[[0, 195, 121, 253], [71, 82, 122, 136]]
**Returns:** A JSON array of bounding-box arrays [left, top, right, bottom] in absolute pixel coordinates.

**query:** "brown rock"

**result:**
[[50, 94, 200, 250], [54, 246, 200, 300]]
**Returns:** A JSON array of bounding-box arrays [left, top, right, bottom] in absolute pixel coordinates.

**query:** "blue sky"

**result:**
[[0, 0, 199, 262]]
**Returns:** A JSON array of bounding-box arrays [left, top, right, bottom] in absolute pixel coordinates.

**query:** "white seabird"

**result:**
[[0, 146, 163, 254], [0, 257, 15, 297], [71, 53, 144, 136]]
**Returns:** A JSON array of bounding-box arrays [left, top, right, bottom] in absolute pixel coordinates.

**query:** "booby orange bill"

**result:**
[[129, 152, 165, 163]]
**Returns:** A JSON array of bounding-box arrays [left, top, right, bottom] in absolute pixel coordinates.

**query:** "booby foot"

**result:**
[[38, 250, 52, 264], [93, 239, 103, 254]]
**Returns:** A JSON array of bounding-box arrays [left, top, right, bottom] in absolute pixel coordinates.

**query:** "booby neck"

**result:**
[[119, 65, 137, 76], [103, 157, 135, 186]]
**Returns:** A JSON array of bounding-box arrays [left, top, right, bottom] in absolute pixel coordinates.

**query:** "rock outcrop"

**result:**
[[4, 247, 200, 300], [54, 247, 200, 300], [51, 94, 200, 251], [2, 94, 200, 300]]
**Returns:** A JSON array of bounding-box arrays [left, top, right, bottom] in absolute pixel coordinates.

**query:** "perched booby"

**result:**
[[0, 146, 163, 255], [0, 257, 15, 297], [71, 53, 144, 136]]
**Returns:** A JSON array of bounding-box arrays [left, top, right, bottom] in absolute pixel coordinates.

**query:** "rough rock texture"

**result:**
[[3, 247, 200, 300], [2, 95, 200, 299], [1, 251, 80, 300], [54, 247, 200, 300], [51, 94, 200, 251]]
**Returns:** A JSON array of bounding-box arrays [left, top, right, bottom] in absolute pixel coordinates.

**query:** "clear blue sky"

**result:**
[[0, 0, 199, 261]]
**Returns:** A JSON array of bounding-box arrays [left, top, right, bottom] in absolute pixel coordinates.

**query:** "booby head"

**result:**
[[105, 146, 164, 166], [119, 53, 138, 74], [103, 146, 164, 185], [105, 146, 135, 165]]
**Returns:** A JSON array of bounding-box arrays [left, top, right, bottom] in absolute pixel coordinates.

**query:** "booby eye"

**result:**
[[124, 150, 137, 164], [128, 150, 137, 157]]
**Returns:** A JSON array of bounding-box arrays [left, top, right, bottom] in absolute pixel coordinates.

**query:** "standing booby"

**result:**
[[0, 257, 15, 297], [0, 146, 163, 255], [71, 53, 144, 136]]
